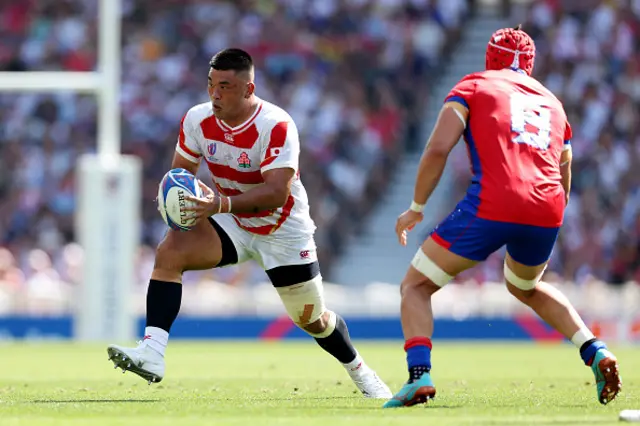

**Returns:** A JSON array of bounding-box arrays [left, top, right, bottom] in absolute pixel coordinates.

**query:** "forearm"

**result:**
[[559, 149, 572, 205], [561, 166, 571, 204], [412, 150, 448, 205], [222, 184, 287, 214]]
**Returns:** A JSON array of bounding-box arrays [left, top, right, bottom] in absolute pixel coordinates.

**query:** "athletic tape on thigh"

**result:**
[[503, 262, 546, 290], [276, 274, 327, 327], [411, 248, 453, 287]]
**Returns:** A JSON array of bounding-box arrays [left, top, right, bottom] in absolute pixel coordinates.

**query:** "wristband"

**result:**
[[410, 201, 425, 213], [226, 196, 232, 213], [220, 196, 230, 214]]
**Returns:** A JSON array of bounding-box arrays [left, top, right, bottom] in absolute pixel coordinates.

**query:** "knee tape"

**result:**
[[306, 311, 337, 338], [276, 274, 329, 329], [503, 263, 546, 291], [411, 248, 453, 287]]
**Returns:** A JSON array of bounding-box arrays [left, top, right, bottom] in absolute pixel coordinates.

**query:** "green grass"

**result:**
[[0, 341, 637, 425]]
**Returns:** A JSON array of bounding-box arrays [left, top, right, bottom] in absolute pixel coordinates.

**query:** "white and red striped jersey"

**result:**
[[175, 98, 316, 238]]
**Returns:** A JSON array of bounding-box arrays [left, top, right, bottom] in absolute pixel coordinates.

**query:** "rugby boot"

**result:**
[[347, 362, 393, 399], [590, 348, 622, 405], [382, 372, 436, 408], [107, 341, 164, 385]]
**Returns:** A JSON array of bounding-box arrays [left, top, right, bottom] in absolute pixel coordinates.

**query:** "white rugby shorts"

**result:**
[[211, 213, 318, 271]]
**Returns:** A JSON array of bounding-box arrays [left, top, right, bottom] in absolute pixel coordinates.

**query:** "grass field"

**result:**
[[0, 341, 637, 425]]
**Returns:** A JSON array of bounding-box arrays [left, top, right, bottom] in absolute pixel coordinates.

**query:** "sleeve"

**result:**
[[260, 120, 300, 173], [563, 121, 572, 151], [175, 111, 203, 163], [443, 74, 478, 110]]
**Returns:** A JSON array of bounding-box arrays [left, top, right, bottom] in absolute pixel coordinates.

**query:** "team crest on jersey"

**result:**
[[237, 152, 251, 168], [224, 132, 234, 143], [206, 142, 217, 162]]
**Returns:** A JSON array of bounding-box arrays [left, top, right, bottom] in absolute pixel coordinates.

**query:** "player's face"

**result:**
[[208, 68, 249, 121]]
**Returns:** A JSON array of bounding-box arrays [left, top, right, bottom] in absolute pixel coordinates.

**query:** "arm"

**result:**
[[395, 103, 467, 246], [173, 110, 203, 176], [226, 168, 293, 213], [560, 122, 573, 206], [189, 120, 298, 218], [221, 120, 298, 213], [412, 102, 467, 207], [560, 146, 572, 205], [171, 151, 200, 176], [395, 76, 475, 245]]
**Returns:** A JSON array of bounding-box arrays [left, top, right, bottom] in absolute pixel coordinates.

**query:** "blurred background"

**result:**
[[0, 0, 638, 341]]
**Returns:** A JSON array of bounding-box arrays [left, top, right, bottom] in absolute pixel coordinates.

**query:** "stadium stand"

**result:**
[[0, 0, 637, 318], [0, 0, 468, 313]]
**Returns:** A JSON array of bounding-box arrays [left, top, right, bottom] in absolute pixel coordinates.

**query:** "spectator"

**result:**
[[0, 0, 467, 313]]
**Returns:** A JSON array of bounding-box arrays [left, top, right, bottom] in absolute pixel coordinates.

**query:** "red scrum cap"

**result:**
[[486, 24, 535, 75]]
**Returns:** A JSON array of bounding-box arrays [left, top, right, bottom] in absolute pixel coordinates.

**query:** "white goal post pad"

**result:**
[[75, 153, 142, 342]]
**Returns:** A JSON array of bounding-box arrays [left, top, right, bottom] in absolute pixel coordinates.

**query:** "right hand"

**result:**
[[183, 180, 220, 223], [395, 210, 424, 246]]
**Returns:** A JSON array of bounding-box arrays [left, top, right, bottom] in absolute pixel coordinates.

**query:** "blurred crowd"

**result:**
[[0, 0, 468, 313], [2, 0, 636, 318], [452, 0, 640, 286]]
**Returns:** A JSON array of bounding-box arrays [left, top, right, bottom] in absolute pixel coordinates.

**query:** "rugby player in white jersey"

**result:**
[[107, 48, 392, 399]]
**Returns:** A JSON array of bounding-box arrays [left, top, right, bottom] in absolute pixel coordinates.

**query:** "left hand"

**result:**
[[395, 209, 424, 246], [184, 180, 220, 222]]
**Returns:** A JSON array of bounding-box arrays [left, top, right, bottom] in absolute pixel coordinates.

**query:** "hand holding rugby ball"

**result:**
[[157, 168, 202, 231]]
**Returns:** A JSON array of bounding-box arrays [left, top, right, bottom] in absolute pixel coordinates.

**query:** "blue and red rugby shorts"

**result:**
[[429, 208, 560, 266]]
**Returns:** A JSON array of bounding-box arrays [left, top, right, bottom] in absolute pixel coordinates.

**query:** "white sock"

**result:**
[[570, 328, 595, 349], [143, 326, 168, 356], [344, 353, 365, 372]]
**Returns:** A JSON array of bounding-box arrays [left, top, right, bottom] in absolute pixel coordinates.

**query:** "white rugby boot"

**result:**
[[107, 340, 165, 384], [346, 361, 393, 399]]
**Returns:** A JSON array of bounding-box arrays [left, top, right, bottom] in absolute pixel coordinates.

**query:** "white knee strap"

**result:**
[[276, 274, 334, 336], [411, 248, 453, 287], [503, 262, 546, 291], [307, 311, 336, 338]]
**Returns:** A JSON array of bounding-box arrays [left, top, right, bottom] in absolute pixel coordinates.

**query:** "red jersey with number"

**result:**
[[444, 69, 572, 228]]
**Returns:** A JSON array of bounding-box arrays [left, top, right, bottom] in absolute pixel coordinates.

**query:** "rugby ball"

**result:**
[[157, 168, 202, 231]]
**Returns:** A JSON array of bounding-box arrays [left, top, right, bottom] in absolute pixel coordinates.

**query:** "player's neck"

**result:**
[[221, 97, 260, 128]]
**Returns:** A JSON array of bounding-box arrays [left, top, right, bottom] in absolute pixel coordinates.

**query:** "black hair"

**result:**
[[209, 48, 253, 73]]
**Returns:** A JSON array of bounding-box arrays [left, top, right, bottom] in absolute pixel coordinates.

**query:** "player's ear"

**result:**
[[245, 82, 255, 98]]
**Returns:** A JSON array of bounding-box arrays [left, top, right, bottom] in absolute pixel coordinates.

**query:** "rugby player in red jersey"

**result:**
[[383, 26, 622, 408]]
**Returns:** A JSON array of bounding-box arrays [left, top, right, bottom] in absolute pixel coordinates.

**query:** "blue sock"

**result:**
[[406, 345, 431, 370], [405, 337, 432, 381], [580, 339, 607, 366]]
